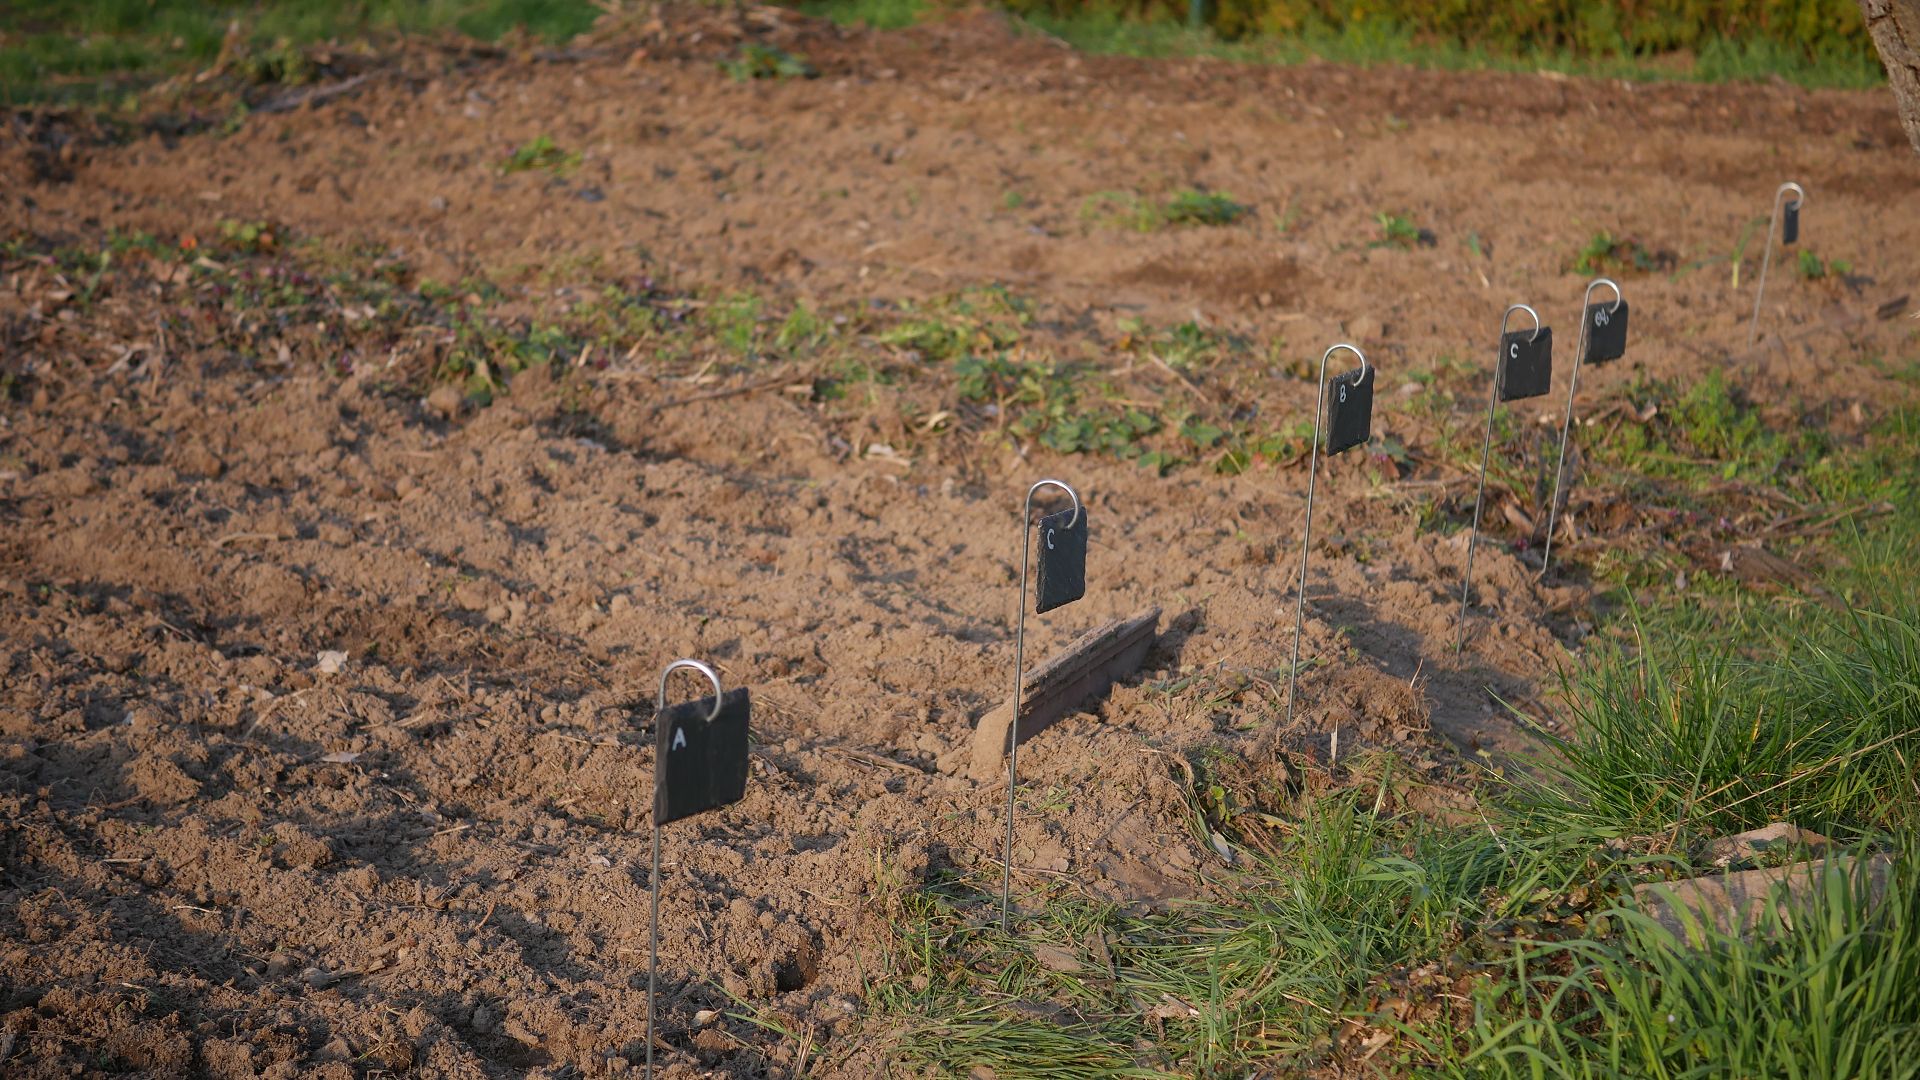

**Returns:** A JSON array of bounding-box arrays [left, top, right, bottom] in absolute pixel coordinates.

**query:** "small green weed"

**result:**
[[1159, 189, 1249, 227], [1081, 189, 1249, 231], [1572, 230, 1674, 275], [720, 44, 816, 81], [1796, 249, 1853, 279], [501, 135, 579, 175], [1370, 211, 1431, 250]]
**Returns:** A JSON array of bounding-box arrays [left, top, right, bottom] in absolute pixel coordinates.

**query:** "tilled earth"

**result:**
[[3, 5, 1918, 1077]]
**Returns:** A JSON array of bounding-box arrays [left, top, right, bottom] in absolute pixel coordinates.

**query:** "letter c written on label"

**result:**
[[1046, 527, 1055, 550], [1510, 342, 1520, 359]]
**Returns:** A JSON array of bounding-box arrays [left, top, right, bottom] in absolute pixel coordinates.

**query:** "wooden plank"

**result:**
[[966, 608, 1160, 782]]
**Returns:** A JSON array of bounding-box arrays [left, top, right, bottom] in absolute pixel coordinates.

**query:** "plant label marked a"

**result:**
[[1498, 326, 1554, 402], [1325, 366, 1374, 455], [646, 659, 745, 1080], [1582, 300, 1630, 363], [655, 688, 751, 826], [1034, 507, 1087, 614]]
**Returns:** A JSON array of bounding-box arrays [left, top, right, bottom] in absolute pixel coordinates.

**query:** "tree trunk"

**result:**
[[1861, 0, 1920, 156]]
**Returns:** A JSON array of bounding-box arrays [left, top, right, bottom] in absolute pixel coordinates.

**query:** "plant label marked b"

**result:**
[[1783, 199, 1800, 246], [654, 688, 750, 826], [1497, 326, 1554, 402], [1326, 367, 1373, 454], [1034, 507, 1087, 614], [1583, 300, 1630, 364]]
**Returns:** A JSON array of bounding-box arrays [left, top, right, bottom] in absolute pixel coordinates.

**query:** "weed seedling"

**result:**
[[720, 44, 816, 81], [502, 135, 579, 175], [1572, 230, 1673, 275], [1371, 212, 1431, 250], [1796, 249, 1851, 279]]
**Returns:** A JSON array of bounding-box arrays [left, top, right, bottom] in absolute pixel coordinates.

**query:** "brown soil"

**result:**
[[3, 5, 1917, 1076]]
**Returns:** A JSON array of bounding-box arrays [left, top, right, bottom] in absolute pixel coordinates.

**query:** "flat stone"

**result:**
[[1706, 821, 1831, 867]]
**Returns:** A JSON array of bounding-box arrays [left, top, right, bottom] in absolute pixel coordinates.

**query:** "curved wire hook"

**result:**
[[1585, 277, 1622, 315], [1776, 181, 1807, 214], [1023, 478, 1082, 530], [656, 658, 723, 723], [1323, 342, 1369, 385], [1505, 302, 1543, 343]]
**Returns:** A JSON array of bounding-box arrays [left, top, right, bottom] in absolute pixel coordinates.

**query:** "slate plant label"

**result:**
[[1498, 326, 1554, 402], [654, 687, 751, 826], [1783, 198, 1800, 246], [1034, 507, 1087, 614], [1583, 300, 1630, 364], [1325, 367, 1373, 455]]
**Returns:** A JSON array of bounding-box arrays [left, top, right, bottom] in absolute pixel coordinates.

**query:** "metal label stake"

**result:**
[[1003, 478, 1083, 930], [1458, 304, 1547, 651], [1747, 181, 1806, 349], [1541, 279, 1623, 576], [647, 658, 724, 1080], [1285, 343, 1371, 755]]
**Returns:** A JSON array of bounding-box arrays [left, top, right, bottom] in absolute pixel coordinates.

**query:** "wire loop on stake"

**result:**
[[1002, 478, 1080, 929], [1285, 343, 1366, 738], [656, 658, 724, 721], [1540, 279, 1621, 576], [648, 657, 723, 1080], [1747, 181, 1806, 349], [1457, 304, 1540, 652]]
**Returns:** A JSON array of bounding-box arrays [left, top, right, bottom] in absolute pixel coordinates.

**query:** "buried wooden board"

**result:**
[[1631, 851, 1893, 946], [965, 608, 1160, 782]]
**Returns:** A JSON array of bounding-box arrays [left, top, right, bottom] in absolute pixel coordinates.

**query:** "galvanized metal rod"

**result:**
[[1003, 480, 1080, 931], [1458, 304, 1540, 652], [1541, 279, 1620, 576], [1747, 182, 1805, 349], [647, 659, 722, 1080]]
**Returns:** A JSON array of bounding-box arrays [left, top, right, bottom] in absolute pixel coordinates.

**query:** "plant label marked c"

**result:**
[[1034, 507, 1087, 614], [1498, 326, 1554, 402]]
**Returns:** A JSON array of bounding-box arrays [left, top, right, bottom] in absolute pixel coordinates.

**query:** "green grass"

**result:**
[[1, 0, 604, 105], [793, 0, 1885, 90], [1414, 836, 1920, 1078]]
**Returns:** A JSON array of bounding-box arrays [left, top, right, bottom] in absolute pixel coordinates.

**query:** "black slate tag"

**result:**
[[1325, 367, 1373, 455], [1583, 300, 1630, 364], [1783, 199, 1800, 246], [654, 687, 750, 826], [1497, 326, 1554, 402], [1034, 506, 1086, 614]]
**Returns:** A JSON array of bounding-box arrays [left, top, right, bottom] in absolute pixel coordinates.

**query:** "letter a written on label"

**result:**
[[654, 688, 751, 826]]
